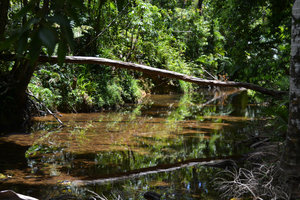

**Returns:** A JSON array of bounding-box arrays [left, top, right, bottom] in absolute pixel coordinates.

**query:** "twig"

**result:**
[[26, 90, 64, 126], [84, 2, 130, 50], [201, 66, 218, 80], [214, 162, 289, 200]]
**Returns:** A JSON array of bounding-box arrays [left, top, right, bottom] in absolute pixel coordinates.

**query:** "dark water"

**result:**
[[0, 88, 264, 199]]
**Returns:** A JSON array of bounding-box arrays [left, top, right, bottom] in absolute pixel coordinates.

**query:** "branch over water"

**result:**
[[0, 54, 287, 97]]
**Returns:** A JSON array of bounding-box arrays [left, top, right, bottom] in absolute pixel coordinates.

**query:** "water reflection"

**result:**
[[0, 88, 262, 199]]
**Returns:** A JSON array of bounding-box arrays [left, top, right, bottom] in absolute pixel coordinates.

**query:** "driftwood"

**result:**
[[37, 56, 287, 97]]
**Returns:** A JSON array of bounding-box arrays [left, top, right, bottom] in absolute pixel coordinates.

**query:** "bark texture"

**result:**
[[37, 55, 286, 97], [281, 0, 300, 197]]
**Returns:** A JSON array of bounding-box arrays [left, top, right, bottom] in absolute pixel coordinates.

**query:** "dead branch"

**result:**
[[214, 162, 290, 200], [37, 55, 286, 97], [0, 54, 287, 97], [26, 90, 63, 126]]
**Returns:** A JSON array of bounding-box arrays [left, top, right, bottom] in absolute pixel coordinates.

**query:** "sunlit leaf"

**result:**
[[12, 0, 37, 20], [110, 2, 116, 10]]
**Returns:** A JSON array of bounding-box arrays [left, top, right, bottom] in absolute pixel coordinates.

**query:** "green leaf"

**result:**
[[110, 2, 116, 10], [16, 33, 29, 55], [62, 25, 74, 50], [57, 40, 67, 65], [0, 35, 18, 51], [29, 32, 42, 63], [48, 15, 74, 50], [48, 15, 69, 27], [38, 26, 57, 55], [12, 0, 36, 20]]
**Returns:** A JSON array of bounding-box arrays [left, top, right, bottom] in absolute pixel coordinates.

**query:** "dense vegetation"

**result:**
[[1, 0, 300, 199], [0, 0, 292, 116]]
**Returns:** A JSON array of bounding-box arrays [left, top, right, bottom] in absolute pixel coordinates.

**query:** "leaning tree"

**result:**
[[0, 0, 82, 131]]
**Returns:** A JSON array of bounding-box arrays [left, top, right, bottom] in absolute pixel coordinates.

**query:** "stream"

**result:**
[[0, 88, 266, 199]]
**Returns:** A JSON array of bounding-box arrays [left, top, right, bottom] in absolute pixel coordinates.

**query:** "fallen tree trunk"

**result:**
[[0, 54, 286, 97], [38, 56, 286, 97]]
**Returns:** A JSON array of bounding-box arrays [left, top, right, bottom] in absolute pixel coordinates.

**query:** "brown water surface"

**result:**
[[0, 89, 264, 199]]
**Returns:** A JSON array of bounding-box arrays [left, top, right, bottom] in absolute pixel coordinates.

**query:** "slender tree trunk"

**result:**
[[198, 0, 203, 12], [0, 0, 39, 132], [0, 0, 9, 39], [281, 0, 300, 197]]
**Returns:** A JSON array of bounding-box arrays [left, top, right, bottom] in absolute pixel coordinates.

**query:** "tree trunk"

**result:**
[[0, 0, 9, 38], [0, 53, 288, 96], [0, 61, 37, 132], [281, 0, 300, 197]]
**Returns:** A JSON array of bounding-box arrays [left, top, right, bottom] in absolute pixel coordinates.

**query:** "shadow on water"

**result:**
[[0, 88, 265, 199]]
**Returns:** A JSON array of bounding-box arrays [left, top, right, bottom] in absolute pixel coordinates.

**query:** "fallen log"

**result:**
[[37, 56, 286, 97], [0, 54, 287, 97]]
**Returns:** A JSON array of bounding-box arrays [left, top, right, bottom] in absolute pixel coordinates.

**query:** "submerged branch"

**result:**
[[72, 157, 237, 186]]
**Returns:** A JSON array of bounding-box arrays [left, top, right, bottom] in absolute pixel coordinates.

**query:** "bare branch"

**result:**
[[38, 55, 286, 97], [26, 90, 64, 126]]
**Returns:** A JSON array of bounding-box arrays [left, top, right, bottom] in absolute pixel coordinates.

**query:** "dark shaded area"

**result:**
[[0, 140, 29, 170]]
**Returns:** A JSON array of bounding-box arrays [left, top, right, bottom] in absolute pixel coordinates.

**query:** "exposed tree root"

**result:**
[[215, 162, 289, 200], [215, 137, 290, 200]]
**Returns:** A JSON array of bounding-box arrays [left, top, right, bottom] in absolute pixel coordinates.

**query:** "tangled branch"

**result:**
[[214, 162, 290, 200]]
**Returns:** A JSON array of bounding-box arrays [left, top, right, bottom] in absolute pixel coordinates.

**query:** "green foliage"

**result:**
[[1, 0, 83, 63], [25, 0, 229, 111], [207, 0, 292, 89], [1, 0, 292, 112], [29, 63, 143, 112], [29, 67, 62, 109]]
